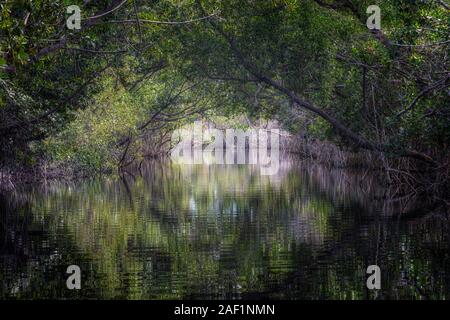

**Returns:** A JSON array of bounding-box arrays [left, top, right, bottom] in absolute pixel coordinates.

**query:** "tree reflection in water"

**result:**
[[1, 159, 449, 299]]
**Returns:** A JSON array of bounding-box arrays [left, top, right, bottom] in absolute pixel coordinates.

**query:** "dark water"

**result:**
[[1, 160, 449, 299]]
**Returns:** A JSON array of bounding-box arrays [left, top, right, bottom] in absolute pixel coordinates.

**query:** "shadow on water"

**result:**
[[0, 158, 449, 299]]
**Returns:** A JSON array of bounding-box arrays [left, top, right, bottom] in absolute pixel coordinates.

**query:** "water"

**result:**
[[1, 159, 449, 299]]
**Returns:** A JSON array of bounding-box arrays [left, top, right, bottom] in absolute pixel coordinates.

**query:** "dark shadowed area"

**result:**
[[1, 159, 449, 299]]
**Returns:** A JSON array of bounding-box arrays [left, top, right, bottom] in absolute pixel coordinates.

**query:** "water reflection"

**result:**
[[0, 159, 449, 299]]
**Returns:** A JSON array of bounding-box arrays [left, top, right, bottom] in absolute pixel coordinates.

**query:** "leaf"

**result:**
[[17, 49, 29, 63]]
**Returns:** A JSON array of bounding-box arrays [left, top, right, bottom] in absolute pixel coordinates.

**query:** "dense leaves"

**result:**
[[0, 0, 449, 190]]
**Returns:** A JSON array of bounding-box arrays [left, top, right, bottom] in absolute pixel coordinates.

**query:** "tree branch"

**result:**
[[196, 2, 438, 165], [396, 75, 450, 118]]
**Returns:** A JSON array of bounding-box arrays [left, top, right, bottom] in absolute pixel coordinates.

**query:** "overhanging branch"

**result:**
[[196, 1, 438, 165]]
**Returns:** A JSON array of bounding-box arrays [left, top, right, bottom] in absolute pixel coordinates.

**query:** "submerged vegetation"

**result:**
[[0, 1, 449, 203]]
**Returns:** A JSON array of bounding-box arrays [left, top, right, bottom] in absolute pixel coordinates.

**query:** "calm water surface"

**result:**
[[1, 160, 449, 299]]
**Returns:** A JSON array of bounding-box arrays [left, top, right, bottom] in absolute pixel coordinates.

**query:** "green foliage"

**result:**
[[42, 75, 141, 172], [1, 0, 449, 172], [308, 117, 333, 141]]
